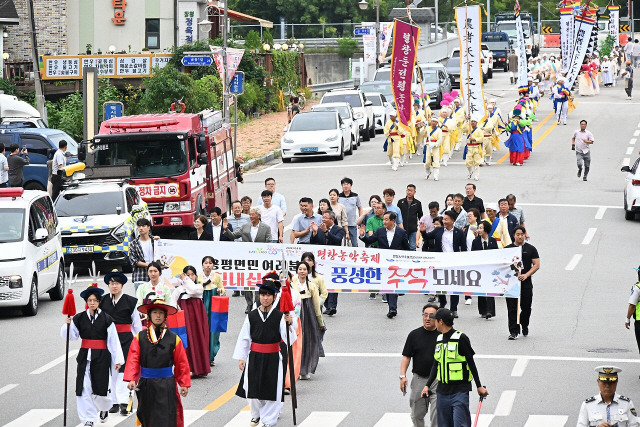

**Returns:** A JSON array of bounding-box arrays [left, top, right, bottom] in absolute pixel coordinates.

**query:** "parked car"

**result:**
[[482, 32, 511, 71], [621, 157, 640, 220], [359, 81, 393, 100], [312, 102, 360, 150], [0, 127, 79, 191], [320, 89, 375, 141], [450, 48, 489, 83], [0, 188, 65, 316], [362, 92, 389, 132], [373, 66, 422, 94], [481, 44, 494, 78], [56, 180, 151, 270], [445, 57, 461, 88], [281, 111, 352, 162], [418, 68, 453, 107]]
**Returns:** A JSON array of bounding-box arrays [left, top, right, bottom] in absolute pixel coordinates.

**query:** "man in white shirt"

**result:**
[[51, 140, 68, 201], [259, 190, 284, 243], [624, 37, 634, 64], [571, 119, 595, 181], [207, 207, 225, 241], [0, 142, 8, 188], [257, 177, 287, 216], [633, 39, 640, 68]]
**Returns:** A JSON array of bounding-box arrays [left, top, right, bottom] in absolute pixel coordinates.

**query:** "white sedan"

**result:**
[[312, 102, 359, 151], [281, 111, 352, 163], [621, 157, 640, 220]]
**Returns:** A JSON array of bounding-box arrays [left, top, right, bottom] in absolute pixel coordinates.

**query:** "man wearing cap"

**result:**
[[124, 299, 191, 427], [384, 111, 407, 171], [62, 285, 124, 426], [423, 116, 442, 181], [462, 116, 484, 181], [99, 270, 142, 416], [625, 266, 640, 366], [577, 366, 639, 426], [422, 308, 488, 427], [233, 275, 295, 427]]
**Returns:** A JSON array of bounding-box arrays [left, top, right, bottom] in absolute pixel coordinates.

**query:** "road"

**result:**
[[2, 69, 640, 427]]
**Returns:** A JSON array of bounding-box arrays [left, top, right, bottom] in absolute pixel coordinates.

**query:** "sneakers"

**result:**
[[577, 167, 582, 177], [452, 311, 459, 318], [250, 417, 261, 427], [284, 388, 291, 395], [427, 296, 437, 303], [300, 374, 311, 380], [120, 404, 129, 416], [369, 293, 376, 300], [387, 309, 398, 319], [465, 298, 472, 305], [522, 326, 529, 337], [84, 423, 94, 427], [508, 333, 519, 340], [99, 411, 108, 423], [583, 176, 587, 181]]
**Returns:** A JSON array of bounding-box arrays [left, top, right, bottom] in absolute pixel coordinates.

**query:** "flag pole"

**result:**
[[280, 254, 298, 424]]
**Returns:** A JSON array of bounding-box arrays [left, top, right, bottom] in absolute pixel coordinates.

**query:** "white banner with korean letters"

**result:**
[[455, 5, 486, 119], [154, 240, 523, 298], [608, 5, 620, 47], [560, 7, 575, 73], [566, 14, 595, 89]]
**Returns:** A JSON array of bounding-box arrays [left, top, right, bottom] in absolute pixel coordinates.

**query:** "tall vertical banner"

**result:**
[[379, 22, 394, 64], [391, 20, 420, 134], [455, 5, 486, 119], [560, 7, 576, 72], [514, 2, 528, 89], [608, 5, 620, 47], [363, 34, 376, 64], [566, 11, 596, 88]]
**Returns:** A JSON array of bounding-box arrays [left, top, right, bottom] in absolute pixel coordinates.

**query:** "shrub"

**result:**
[[337, 37, 359, 58]]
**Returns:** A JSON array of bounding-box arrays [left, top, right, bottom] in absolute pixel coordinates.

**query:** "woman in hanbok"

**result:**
[[601, 56, 614, 87], [199, 256, 226, 367]]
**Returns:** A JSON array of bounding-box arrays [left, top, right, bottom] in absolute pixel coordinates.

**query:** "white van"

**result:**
[[0, 188, 65, 316]]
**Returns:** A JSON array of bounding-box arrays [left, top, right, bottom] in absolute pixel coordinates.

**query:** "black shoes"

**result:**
[[577, 168, 582, 177], [522, 326, 529, 337], [387, 310, 397, 319], [508, 333, 518, 340], [120, 404, 129, 416], [452, 311, 459, 318], [323, 308, 337, 316], [232, 291, 241, 297], [484, 313, 493, 319], [99, 411, 108, 422], [109, 404, 119, 414]]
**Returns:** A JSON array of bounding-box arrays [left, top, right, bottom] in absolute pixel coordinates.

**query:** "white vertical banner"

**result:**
[[608, 5, 620, 47], [566, 14, 595, 89], [455, 5, 486, 120], [560, 7, 575, 72], [515, 5, 528, 88], [363, 34, 376, 64], [379, 22, 394, 63]]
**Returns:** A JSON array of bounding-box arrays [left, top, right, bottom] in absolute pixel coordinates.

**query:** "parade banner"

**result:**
[[210, 46, 244, 82], [363, 34, 376, 64], [379, 22, 394, 64], [391, 19, 420, 134], [514, 2, 529, 89], [608, 5, 620, 47], [154, 240, 523, 298], [566, 11, 596, 89], [455, 4, 486, 119], [560, 7, 575, 72]]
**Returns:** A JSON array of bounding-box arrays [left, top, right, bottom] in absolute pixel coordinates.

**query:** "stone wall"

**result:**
[[5, 0, 68, 62]]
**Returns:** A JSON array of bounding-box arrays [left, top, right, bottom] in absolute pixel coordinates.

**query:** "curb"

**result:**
[[241, 149, 281, 171]]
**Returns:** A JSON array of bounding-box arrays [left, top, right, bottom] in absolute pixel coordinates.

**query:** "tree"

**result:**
[[140, 65, 196, 113]]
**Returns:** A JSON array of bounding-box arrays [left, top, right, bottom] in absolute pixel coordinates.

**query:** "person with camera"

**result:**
[[51, 140, 68, 201], [7, 143, 29, 188]]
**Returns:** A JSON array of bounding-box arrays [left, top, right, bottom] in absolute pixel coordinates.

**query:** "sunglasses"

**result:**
[[422, 313, 436, 318]]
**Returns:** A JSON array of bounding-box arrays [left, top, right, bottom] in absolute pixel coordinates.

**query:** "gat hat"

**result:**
[[137, 299, 178, 316], [434, 308, 455, 322], [258, 272, 281, 294], [595, 366, 621, 382], [104, 269, 128, 285], [80, 284, 104, 301]]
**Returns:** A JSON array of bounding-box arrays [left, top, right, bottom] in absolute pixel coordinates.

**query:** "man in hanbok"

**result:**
[[413, 100, 428, 153], [62, 285, 124, 426], [554, 76, 571, 125], [424, 116, 442, 181], [384, 111, 407, 171], [462, 116, 484, 181], [481, 105, 497, 166], [234, 276, 296, 427], [601, 56, 614, 87], [439, 107, 455, 166]]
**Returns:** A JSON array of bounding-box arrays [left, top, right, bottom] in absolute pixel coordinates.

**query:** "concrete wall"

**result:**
[[304, 53, 352, 86], [417, 36, 459, 64]]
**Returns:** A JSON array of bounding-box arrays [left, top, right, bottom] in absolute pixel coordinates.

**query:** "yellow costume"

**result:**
[[438, 114, 455, 166], [384, 118, 407, 170], [462, 121, 484, 180], [480, 115, 495, 165], [451, 104, 465, 150], [413, 109, 428, 150], [424, 121, 442, 181]]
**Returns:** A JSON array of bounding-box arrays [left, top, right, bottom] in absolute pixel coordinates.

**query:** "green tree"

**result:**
[[140, 65, 196, 113]]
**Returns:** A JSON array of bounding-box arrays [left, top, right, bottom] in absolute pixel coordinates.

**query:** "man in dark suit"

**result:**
[[471, 221, 498, 319], [205, 207, 233, 241], [359, 212, 410, 318], [419, 211, 467, 317], [312, 210, 347, 316]]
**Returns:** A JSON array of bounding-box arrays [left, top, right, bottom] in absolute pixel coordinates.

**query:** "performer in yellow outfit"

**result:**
[[451, 99, 465, 151], [413, 101, 428, 153], [383, 111, 407, 171], [481, 104, 497, 166], [462, 116, 484, 181], [424, 116, 442, 181], [403, 105, 418, 165], [439, 107, 455, 166]]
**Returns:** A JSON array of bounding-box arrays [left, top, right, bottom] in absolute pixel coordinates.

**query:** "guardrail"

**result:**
[[308, 79, 354, 94]]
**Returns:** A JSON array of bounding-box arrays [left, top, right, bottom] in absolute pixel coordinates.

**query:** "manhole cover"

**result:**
[[587, 348, 630, 353]]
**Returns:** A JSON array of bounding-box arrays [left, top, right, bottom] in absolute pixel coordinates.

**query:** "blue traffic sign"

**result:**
[[230, 72, 245, 95], [354, 27, 371, 36], [181, 55, 213, 67], [103, 102, 123, 120]]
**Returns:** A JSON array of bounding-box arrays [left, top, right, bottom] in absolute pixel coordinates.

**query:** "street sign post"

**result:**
[[354, 27, 372, 36], [181, 55, 213, 66], [103, 101, 124, 120], [230, 71, 245, 95]]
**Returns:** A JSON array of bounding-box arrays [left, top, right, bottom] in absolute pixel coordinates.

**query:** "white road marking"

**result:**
[[516, 202, 622, 209], [0, 384, 18, 396], [3, 409, 63, 427], [581, 228, 597, 245], [511, 357, 529, 376], [222, 411, 252, 427], [627, 147, 634, 155], [30, 349, 80, 375], [470, 414, 495, 427], [565, 254, 582, 271], [253, 162, 282, 174], [373, 413, 412, 427], [325, 353, 640, 363], [262, 161, 467, 171], [74, 413, 132, 426], [523, 415, 568, 427], [184, 410, 208, 425], [635, 130, 640, 137], [631, 138, 638, 145], [595, 207, 607, 219], [494, 390, 517, 416], [623, 158, 631, 167], [299, 411, 350, 426]]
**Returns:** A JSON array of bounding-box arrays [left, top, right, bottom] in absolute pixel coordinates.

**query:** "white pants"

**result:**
[[248, 399, 283, 425], [109, 371, 129, 405], [556, 100, 568, 121], [77, 364, 113, 423]]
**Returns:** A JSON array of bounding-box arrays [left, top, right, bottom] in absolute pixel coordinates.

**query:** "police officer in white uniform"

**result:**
[[577, 366, 639, 427]]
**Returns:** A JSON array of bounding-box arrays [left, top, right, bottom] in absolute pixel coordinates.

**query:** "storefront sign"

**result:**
[[41, 54, 172, 80], [112, 0, 126, 25]]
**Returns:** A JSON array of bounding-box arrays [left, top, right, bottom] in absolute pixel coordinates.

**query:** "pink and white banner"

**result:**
[[210, 46, 244, 82]]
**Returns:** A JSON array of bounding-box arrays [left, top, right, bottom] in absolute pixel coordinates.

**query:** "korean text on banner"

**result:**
[[154, 240, 523, 298], [455, 5, 485, 120], [363, 34, 376, 64], [391, 20, 420, 134], [210, 46, 245, 82], [560, 7, 575, 73], [566, 11, 596, 89], [513, 2, 528, 89], [608, 5, 620, 47], [379, 22, 394, 64]]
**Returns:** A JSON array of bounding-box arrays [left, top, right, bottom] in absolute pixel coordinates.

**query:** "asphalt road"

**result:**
[[2, 69, 640, 427]]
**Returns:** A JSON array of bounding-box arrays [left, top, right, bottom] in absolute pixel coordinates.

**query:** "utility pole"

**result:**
[[435, 0, 439, 40], [487, 0, 491, 33], [538, 2, 541, 49], [27, 0, 45, 119], [375, 0, 379, 70], [222, 4, 229, 124]]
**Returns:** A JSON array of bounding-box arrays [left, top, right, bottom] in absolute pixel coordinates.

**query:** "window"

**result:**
[[29, 198, 51, 244], [146, 19, 160, 49], [125, 188, 137, 212], [188, 137, 197, 167], [20, 136, 51, 157]]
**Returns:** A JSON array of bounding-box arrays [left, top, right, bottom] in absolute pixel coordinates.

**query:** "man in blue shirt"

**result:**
[[291, 197, 323, 244], [382, 188, 404, 228], [257, 177, 287, 216]]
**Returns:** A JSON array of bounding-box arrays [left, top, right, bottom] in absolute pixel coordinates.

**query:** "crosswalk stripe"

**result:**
[[3, 409, 63, 427], [222, 411, 252, 427], [74, 412, 133, 427], [298, 411, 350, 426], [184, 410, 208, 425], [523, 415, 568, 427], [494, 390, 517, 416], [0, 384, 18, 397], [473, 414, 495, 427], [373, 413, 412, 426]]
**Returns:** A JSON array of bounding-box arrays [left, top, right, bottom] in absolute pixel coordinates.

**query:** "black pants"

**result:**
[[506, 285, 533, 334], [635, 320, 640, 355], [438, 295, 460, 311], [625, 80, 633, 97], [51, 174, 63, 202], [478, 297, 496, 317]]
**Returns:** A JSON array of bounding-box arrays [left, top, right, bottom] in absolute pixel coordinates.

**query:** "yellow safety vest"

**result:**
[[434, 330, 473, 384]]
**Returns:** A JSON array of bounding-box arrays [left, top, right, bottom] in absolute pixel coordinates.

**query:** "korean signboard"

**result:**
[[112, 0, 126, 25], [560, 7, 575, 73], [41, 54, 173, 80], [566, 9, 596, 89]]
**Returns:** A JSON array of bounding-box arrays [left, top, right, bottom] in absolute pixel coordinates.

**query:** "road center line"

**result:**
[[631, 138, 637, 145], [623, 158, 630, 167], [29, 349, 79, 375], [511, 357, 529, 377], [565, 254, 583, 271], [497, 111, 555, 165], [203, 384, 238, 411], [494, 390, 517, 416], [581, 228, 597, 245], [324, 353, 640, 363], [627, 147, 634, 155], [0, 383, 18, 396], [595, 207, 607, 219]]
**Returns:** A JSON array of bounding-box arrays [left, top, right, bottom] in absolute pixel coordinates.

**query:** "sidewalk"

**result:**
[[236, 100, 318, 161]]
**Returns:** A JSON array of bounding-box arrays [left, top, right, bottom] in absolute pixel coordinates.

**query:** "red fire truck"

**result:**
[[82, 109, 238, 229]]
